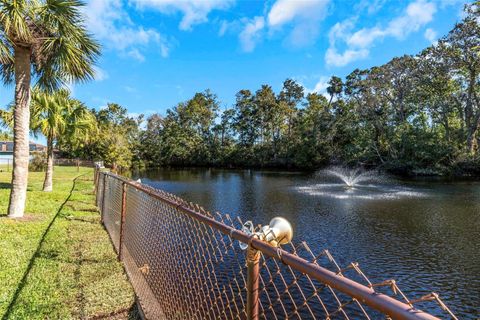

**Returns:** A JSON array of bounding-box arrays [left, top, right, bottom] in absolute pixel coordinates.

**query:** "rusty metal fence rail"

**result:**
[[94, 169, 457, 320]]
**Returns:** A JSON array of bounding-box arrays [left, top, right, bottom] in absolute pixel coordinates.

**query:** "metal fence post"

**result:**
[[94, 167, 98, 187], [246, 245, 261, 320], [101, 173, 107, 224], [118, 182, 127, 260], [94, 168, 99, 204]]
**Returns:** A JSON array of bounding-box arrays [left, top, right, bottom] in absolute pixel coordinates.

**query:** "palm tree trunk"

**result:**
[[43, 135, 54, 192], [8, 46, 32, 218]]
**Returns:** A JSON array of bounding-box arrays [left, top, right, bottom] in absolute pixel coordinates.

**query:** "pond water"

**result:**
[[133, 167, 480, 318]]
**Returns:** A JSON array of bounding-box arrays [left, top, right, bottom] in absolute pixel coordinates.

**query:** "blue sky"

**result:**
[[0, 0, 469, 140]]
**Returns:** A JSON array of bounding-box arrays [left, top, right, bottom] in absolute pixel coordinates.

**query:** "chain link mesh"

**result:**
[[94, 171, 458, 320], [102, 175, 123, 252]]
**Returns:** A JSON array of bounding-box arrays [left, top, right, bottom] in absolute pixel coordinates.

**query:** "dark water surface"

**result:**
[[133, 168, 480, 318]]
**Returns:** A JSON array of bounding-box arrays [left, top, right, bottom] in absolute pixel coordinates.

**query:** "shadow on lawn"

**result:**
[[1, 174, 85, 320], [0, 184, 12, 217], [0, 182, 11, 189], [88, 303, 141, 320]]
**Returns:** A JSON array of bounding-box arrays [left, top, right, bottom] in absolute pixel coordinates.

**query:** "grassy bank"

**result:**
[[0, 167, 138, 319]]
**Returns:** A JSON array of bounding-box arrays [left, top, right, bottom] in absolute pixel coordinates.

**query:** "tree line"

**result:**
[[0, 1, 479, 219], [65, 2, 478, 176]]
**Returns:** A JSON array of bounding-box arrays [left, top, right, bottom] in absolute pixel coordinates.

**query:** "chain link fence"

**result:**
[[54, 158, 96, 167], [0, 157, 94, 172], [0, 158, 11, 171], [94, 169, 457, 320]]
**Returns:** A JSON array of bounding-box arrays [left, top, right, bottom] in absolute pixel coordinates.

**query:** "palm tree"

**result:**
[[31, 89, 95, 191], [326, 76, 343, 109], [0, 0, 100, 217]]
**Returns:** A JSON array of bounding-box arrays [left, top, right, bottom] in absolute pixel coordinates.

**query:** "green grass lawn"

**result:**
[[0, 167, 138, 319]]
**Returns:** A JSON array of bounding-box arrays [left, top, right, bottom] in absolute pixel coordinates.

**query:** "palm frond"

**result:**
[[0, 106, 13, 128], [0, 0, 33, 44], [30, 88, 96, 144], [0, 0, 100, 89], [33, 0, 100, 90]]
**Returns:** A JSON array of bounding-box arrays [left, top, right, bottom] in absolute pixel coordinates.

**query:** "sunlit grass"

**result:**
[[0, 167, 138, 319]]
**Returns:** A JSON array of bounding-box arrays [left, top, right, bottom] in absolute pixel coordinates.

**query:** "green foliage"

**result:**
[[29, 151, 47, 172], [0, 129, 11, 140], [138, 90, 220, 167], [31, 89, 93, 139], [0, 0, 100, 91], [30, 2, 480, 176], [31, 88, 96, 155], [58, 103, 141, 172], [135, 3, 480, 175]]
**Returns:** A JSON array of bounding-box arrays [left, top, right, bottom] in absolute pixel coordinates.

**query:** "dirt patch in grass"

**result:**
[[4, 214, 46, 222], [88, 304, 141, 319]]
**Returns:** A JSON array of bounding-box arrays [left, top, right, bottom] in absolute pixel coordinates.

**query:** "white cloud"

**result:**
[[268, 0, 329, 27], [93, 66, 108, 81], [124, 86, 138, 93], [325, 47, 369, 67], [130, 0, 234, 31], [347, 27, 384, 48], [424, 28, 437, 43], [386, 0, 436, 38], [63, 82, 75, 95], [239, 16, 265, 52], [127, 49, 145, 62], [355, 0, 387, 14], [325, 19, 369, 66], [236, 0, 330, 52], [439, 0, 464, 8], [84, 0, 172, 61], [218, 19, 243, 37], [310, 76, 329, 94], [267, 0, 330, 47], [218, 20, 229, 36], [325, 0, 437, 67], [302, 76, 333, 98]]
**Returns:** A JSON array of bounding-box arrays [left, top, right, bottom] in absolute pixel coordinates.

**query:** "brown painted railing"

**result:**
[[94, 169, 457, 320]]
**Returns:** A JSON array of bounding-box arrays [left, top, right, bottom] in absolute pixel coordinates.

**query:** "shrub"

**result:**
[[29, 151, 47, 172]]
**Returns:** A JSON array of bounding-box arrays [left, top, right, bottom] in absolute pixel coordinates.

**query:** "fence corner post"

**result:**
[[118, 182, 127, 261], [246, 245, 261, 320]]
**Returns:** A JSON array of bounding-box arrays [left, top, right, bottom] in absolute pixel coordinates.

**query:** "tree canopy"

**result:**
[[31, 2, 480, 176]]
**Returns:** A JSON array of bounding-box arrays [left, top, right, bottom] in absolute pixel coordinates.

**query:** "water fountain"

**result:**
[[324, 167, 376, 188], [297, 166, 425, 200]]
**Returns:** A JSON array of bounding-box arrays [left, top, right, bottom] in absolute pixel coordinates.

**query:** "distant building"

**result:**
[[29, 142, 47, 152], [0, 141, 13, 153], [0, 141, 47, 161]]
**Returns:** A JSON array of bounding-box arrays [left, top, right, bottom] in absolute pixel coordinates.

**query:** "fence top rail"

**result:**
[[99, 170, 454, 320]]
